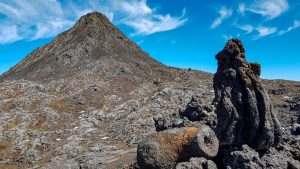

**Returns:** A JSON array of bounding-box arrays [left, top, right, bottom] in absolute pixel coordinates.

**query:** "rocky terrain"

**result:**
[[0, 12, 299, 169]]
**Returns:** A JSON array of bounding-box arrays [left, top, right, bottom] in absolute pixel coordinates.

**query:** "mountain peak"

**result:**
[[0, 11, 164, 82], [74, 12, 111, 29], [81, 11, 109, 21]]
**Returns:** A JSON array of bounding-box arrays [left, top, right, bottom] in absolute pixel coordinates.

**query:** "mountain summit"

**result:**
[[0, 12, 164, 82]]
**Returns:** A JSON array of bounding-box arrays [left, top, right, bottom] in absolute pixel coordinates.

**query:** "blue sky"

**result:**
[[0, 0, 299, 81]]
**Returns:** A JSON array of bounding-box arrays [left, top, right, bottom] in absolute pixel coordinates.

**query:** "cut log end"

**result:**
[[195, 125, 219, 157]]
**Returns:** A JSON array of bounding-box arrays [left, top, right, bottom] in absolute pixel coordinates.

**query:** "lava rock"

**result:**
[[137, 126, 219, 169], [223, 145, 264, 169], [153, 115, 168, 131], [180, 96, 203, 121], [285, 97, 300, 111], [176, 157, 217, 169], [213, 39, 283, 150], [223, 145, 290, 169], [260, 148, 288, 169], [290, 103, 300, 111], [292, 123, 300, 135], [269, 88, 288, 95], [153, 113, 184, 132], [180, 96, 217, 126]]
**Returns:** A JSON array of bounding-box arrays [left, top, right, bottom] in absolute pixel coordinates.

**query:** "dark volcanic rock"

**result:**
[[137, 126, 219, 169], [292, 123, 300, 135], [223, 145, 264, 169], [0, 12, 164, 82], [0, 11, 216, 168], [153, 113, 184, 132], [176, 157, 217, 169], [180, 96, 216, 122], [1, 11, 300, 169], [269, 88, 288, 95], [222, 144, 300, 169], [213, 39, 283, 150], [152, 96, 217, 132]]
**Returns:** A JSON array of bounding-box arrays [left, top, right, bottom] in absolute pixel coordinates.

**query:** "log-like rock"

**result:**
[[137, 126, 219, 169], [213, 39, 283, 150]]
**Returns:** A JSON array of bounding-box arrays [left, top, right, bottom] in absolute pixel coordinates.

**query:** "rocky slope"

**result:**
[[0, 12, 299, 169]]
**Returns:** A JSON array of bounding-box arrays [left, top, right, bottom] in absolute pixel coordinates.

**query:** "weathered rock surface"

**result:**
[[137, 126, 219, 169], [223, 145, 264, 169], [152, 96, 216, 132], [292, 123, 300, 136], [0, 12, 214, 169], [153, 113, 184, 132], [213, 39, 283, 150], [0, 11, 300, 169], [176, 157, 217, 169], [180, 96, 217, 127], [222, 143, 300, 169], [213, 39, 300, 169], [0, 12, 164, 83]]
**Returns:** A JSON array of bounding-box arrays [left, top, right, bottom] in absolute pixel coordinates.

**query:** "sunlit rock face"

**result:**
[[213, 39, 283, 150]]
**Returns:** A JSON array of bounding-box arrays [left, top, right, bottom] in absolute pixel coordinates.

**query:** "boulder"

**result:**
[[180, 96, 216, 122], [137, 126, 219, 169], [292, 123, 300, 135], [153, 113, 184, 132], [223, 144, 300, 169], [213, 39, 283, 150], [223, 145, 264, 169], [176, 157, 217, 169], [269, 88, 288, 95]]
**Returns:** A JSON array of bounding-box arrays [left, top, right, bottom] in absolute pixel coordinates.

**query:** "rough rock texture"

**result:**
[[137, 126, 219, 169], [293, 123, 300, 135], [176, 157, 217, 169], [213, 39, 283, 150], [222, 143, 300, 169], [0, 12, 164, 83], [213, 39, 300, 169], [180, 96, 217, 127], [223, 145, 264, 169], [0, 12, 214, 169], [152, 96, 216, 132], [153, 113, 184, 132], [0, 11, 300, 169]]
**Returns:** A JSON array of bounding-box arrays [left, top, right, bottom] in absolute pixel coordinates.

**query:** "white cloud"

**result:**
[[0, 0, 187, 44], [278, 20, 300, 35], [238, 3, 246, 14], [223, 34, 233, 41], [235, 0, 291, 40], [244, 0, 289, 19], [32, 20, 75, 40], [0, 2, 21, 18], [118, 1, 187, 35], [211, 7, 232, 29], [0, 25, 21, 44], [238, 25, 254, 34], [137, 40, 144, 45], [116, 0, 152, 17], [223, 34, 240, 41], [124, 11, 187, 35], [0, 0, 71, 43], [254, 26, 277, 39]]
